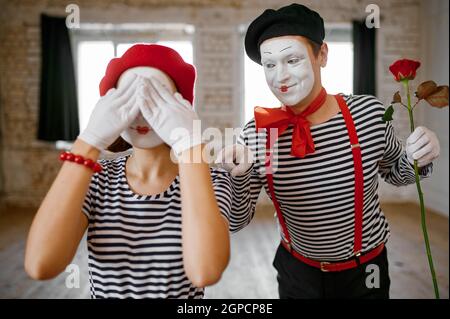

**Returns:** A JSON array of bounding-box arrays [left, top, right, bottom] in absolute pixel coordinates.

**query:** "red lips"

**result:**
[[136, 126, 150, 134], [281, 86, 288, 93]]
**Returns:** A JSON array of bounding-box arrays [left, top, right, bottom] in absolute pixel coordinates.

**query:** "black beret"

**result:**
[[245, 3, 325, 65]]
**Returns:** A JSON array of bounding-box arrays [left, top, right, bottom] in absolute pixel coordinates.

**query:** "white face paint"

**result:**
[[260, 38, 315, 106], [117, 66, 177, 149]]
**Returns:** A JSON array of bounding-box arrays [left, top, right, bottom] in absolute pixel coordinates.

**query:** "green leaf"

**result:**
[[382, 104, 395, 122]]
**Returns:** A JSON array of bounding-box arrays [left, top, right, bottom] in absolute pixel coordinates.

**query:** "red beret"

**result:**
[[99, 44, 196, 104]]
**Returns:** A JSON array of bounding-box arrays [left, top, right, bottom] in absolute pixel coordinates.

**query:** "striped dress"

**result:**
[[82, 155, 233, 298], [228, 94, 433, 261]]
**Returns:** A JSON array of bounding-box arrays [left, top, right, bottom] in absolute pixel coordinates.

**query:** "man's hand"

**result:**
[[406, 126, 440, 167], [215, 144, 254, 177]]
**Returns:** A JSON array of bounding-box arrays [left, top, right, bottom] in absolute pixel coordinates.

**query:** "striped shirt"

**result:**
[[229, 94, 433, 261], [82, 155, 233, 299]]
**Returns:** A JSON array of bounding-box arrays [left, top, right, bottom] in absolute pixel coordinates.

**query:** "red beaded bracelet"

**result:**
[[59, 151, 103, 173]]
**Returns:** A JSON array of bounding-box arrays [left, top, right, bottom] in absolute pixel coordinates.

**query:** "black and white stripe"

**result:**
[[229, 94, 433, 261], [82, 155, 232, 299]]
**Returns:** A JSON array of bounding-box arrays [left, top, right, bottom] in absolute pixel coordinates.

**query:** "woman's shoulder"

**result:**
[[95, 154, 129, 177]]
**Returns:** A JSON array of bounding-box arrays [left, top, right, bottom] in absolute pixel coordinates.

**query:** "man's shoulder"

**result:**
[[343, 94, 386, 114]]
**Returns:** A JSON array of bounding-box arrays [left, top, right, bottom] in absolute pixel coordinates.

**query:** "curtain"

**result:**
[[38, 14, 79, 141], [352, 20, 376, 96]]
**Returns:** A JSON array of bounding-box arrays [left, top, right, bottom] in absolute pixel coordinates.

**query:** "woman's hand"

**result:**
[[138, 77, 202, 157], [79, 73, 141, 150]]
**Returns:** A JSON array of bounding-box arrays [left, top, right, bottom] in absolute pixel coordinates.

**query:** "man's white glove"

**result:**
[[138, 77, 202, 156], [215, 144, 254, 177], [78, 74, 141, 150], [406, 126, 440, 167]]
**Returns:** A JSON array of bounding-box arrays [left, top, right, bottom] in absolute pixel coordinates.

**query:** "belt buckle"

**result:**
[[354, 251, 362, 266], [320, 262, 330, 272]]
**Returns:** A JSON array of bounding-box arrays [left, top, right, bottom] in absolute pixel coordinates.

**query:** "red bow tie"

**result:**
[[254, 88, 327, 158]]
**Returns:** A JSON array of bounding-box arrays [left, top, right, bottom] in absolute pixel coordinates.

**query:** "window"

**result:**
[[72, 24, 194, 133], [243, 24, 353, 124]]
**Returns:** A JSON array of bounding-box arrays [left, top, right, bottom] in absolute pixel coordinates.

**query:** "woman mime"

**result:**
[[25, 44, 244, 298]]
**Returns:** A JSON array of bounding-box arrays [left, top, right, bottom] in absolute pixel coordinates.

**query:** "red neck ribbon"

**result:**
[[254, 87, 328, 158]]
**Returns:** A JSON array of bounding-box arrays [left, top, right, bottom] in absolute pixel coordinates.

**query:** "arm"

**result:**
[[216, 123, 263, 233], [138, 78, 231, 287], [178, 144, 230, 287], [25, 75, 141, 280], [24, 139, 98, 280]]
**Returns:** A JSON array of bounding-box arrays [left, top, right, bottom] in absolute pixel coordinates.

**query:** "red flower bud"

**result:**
[[389, 59, 421, 82]]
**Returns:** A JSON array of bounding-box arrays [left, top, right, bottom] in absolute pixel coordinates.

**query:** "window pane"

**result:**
[[244, 54, 280, 124], [117, 43, 142, 56], [77, 41, 114, 131], [321, 42, 353, 95], [157, 41, 193, 64]]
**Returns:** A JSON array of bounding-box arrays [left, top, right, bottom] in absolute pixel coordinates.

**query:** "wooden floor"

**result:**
[[0, 202, 448, 299]]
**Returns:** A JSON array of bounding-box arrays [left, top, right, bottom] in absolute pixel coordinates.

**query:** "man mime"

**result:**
[[217, 3, 440, 299]]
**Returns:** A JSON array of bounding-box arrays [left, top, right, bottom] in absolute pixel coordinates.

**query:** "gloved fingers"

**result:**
[[223, 145, 238, 165], [138, 94, 154, 119], [417, 153, 434, 167], [214, 149, 237, 172], [151, 78, 179, 105], [407, 126, 426, 145], [174, 92, 192, 110], [126, 96, 141, 122], [408, 134, 430, 153], [110, 73, 138, 100], [104, 88, 117, 97], [215, 146, 235, 165], [230, 162, 251, 177], [412, 143, 433, 161], [417, 147, 439, 166], [214, 147, 225, 165], [220, 162, 238, 173], [145, 78, 166, 107], [120, 94, 139, 122], [234, 144, 254, 164], [138, 80, 151, 99], [114, 76, 142, 107]]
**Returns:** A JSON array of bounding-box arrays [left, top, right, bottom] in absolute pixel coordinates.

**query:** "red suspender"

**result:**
[[336, 95, 363, 255], [265, 94, 364, 257], [265, 129, 293, 250]]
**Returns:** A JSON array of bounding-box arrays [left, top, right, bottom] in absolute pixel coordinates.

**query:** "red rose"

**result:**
[[389, 59, 421, 82]]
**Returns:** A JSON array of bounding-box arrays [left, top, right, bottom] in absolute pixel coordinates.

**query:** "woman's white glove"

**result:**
[[78, 74, 141, 150], [215, 144, 254, 177], [138, 77, 202, 156], [406, 126, 440, 167]]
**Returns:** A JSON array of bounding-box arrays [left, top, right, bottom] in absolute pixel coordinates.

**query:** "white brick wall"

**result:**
[[1, 0, 446, 212]]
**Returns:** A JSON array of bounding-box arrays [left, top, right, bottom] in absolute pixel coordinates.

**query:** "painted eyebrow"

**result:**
[[262, 51, 272, 54], [280, 46, 292, 52]]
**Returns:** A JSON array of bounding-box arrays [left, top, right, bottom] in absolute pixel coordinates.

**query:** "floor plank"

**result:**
[[0, 203, 447, 299]]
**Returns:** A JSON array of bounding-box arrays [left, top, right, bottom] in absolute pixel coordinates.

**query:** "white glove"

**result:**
[[138, 77, 202, 156], [215, 144, 254, 177], [79, 74, 141, 150], [406, 126, 440, 167]]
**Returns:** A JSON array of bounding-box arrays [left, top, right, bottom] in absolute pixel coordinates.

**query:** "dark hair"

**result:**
[[307, 39, 322, 57], [107, 136, 132, 153]]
